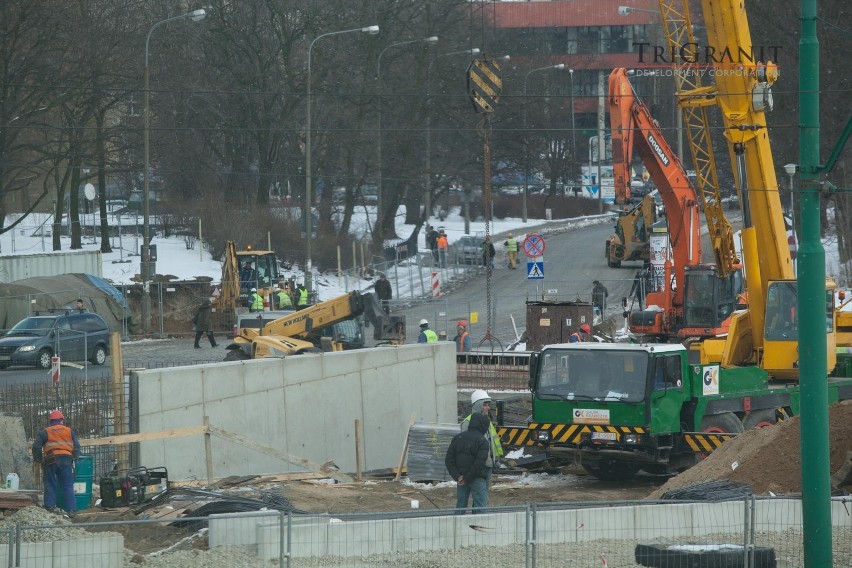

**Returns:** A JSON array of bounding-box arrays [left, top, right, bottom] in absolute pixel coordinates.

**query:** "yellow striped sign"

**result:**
[[683, 432, 737, 452], [467, 58, 502, 114], [498, 423, 646, 447]]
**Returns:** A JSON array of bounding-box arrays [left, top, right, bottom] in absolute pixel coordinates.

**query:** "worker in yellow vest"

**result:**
[[417, 319, 438, 343], [504, 232, 519, 269], [297, 283, 309, 310], [248, 288, 264, 312]]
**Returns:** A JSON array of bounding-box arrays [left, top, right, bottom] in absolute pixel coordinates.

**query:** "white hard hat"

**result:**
[[251, 287, 257, 292], [471, 389, 491, 404], [419, 318, 429, 326]]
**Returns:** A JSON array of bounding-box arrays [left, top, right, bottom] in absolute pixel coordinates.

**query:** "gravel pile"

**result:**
[[0, 507, 91, 543]]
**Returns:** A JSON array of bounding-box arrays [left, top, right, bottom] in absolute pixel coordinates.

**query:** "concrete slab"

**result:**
[[209, 511, 279, 547], [201, 364, 246, 402], [634, 503, 694, 540], [455, 511, 522, 548], [52, 535, 124, 568], [534, 509, 579, 544], [392, 515, 457, 552], [575, 505, 636, 541], [753, 498, 803, 533]]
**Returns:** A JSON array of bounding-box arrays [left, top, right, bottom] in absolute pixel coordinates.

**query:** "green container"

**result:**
[[57, 456, 94, 511], [75, 456, 94, 477]]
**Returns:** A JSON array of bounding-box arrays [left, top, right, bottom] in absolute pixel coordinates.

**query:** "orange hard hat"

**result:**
[[580, 324, 591, 333], [49, 410, 64, 421], [457, 320, 468, 328]]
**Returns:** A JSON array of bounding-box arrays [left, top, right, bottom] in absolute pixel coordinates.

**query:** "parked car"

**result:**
[[0, 311, 111, 370], [454, 235, 485, 265]]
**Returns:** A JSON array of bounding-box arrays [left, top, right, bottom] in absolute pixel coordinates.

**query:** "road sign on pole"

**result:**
[[522, 233, 546, 257], [527, 261, 544, 279]]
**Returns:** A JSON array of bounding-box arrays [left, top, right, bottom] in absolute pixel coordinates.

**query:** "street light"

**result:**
[[143, 8, 206, 333], [305, 25, 380, 296], [523, 64, 565, 222], [375, 36, 438, 244], [568, 69, 576, 168], [424, 48, 481, 220]]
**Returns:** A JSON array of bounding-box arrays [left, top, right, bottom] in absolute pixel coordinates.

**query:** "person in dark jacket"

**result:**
[[32, 410, 80, 517], [193, 298, 218, 348], [374, 273, 392, 313], [444, 412, 491, 514]]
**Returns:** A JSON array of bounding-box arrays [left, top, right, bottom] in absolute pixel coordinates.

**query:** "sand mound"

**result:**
[[649, 400, 852, 498]]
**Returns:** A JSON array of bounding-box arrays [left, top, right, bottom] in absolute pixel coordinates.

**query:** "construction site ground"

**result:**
[[70, 400, 852, 557]]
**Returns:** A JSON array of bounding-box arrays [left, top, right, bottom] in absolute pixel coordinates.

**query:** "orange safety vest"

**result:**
[[437, 235, 448, 250], [44, 425, 75, 456], [456, 331, 469, 352]]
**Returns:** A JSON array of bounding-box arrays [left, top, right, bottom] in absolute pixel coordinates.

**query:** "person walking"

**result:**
[[444, 412, 490, 514], [426, 225, 439, 264], [32, 410, 80, 517], [482, 237, 496, 274], [248, 288, 264, 312], [592, 280, 609, 316], [504, 233, 519, 269], [569, 323, 592, 343], [417, 319, 438, 343], [461, 390, 504, 491], [374, 273, 392, 314], [453, 320, 471, 352], [193, 298, 218, 348], [437, 230, 448, 268]]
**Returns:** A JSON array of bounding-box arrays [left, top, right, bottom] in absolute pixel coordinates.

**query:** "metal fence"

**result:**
[[3, 496, 850, 567]]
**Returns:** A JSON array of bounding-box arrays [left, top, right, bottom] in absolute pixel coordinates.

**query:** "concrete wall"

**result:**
[[133, 343, 457, 480]]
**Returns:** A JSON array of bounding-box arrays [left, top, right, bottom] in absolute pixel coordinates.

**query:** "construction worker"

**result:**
[[274, 286, 292, 309], [296, 283, 309, 309], [417, 319, 438, 343], [461, 390, 504, 491], [445, 412, 490, 514], [504, 232, 518, 269], [32, 410, 80, 518], [248, 287, 264, 312], [453, 320, 471, 352], [437, 230, 448, 268], [569, 323, 592, 343], [592, 280, 609, 316]]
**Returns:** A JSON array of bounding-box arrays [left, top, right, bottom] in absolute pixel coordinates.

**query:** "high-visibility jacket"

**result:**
[[437, 235, 448, 250], [418, 329, 438, 343], [455, 331, 470, 352], [461, 414, 505, 460], [277, 291, 292, 307], [298, 288, 309, 306], [44, 425, 76, 457], [249, 292, 264, 312], [505, 238, 518, 252]]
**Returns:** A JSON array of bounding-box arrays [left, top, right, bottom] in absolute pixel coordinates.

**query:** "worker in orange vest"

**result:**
[[453, 320, 471, 352], [32, 410, 81, 517]]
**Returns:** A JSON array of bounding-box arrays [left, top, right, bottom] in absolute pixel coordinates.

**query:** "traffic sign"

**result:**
[[527, 261, 544, 280], [523, 233, 546, 257]]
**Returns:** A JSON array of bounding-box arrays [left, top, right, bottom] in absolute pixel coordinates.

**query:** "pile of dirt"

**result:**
[[650, 400, 852, 498]]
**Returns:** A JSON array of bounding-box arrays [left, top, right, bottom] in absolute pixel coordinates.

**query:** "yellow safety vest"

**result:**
[[277, 291, 292, 307], [298, 288, 308, 306], [249, 293, 264, 311]]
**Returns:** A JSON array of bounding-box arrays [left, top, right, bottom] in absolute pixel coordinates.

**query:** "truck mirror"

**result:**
[[528, 353, 538, 392]]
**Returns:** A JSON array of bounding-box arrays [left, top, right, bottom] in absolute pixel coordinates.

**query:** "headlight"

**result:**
[[623, 434, 638, 444], [18, 345, 36, 352], [535, 430, 550, 443]]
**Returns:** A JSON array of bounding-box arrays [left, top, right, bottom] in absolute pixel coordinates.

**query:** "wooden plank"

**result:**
[[208, 425, 353, 484], [110, 332, 129, 470], [354, 418, 362, 482], [204, 416, 214, 485], [80, 424, 208, 447], [394, 413, 417, 482]]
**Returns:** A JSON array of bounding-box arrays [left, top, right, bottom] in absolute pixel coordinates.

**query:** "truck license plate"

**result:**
[[591, 431, 617, 441]]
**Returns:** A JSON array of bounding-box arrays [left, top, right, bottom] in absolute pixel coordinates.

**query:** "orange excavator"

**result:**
[[609, 68, 742, 340]]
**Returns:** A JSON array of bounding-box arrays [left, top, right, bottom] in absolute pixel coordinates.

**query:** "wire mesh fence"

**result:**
[[2, 496, 850, 567]]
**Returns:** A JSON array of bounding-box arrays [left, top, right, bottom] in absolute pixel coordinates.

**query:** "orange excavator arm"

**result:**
[[609, 68, 702, 308]]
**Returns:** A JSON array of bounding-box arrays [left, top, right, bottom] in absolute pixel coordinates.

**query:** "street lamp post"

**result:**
[[424, 48, 480, 221], [568, 69, 576, 171], [305, 25, 379, 296], [375, 36, 438, 245], [523, 64, 565, 222], [143, 8, 206, 333]]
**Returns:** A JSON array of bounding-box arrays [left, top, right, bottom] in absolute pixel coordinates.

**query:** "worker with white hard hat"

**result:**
[[417, 318, 438, 343], [248, 287, 264, 313], [461, 389, 504, 491]]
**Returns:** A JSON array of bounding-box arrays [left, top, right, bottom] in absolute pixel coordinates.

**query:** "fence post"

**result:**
[[742, 495, 751, 567]]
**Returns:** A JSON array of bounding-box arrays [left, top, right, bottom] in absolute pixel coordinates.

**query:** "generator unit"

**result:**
[[99, 467, 168, 508]]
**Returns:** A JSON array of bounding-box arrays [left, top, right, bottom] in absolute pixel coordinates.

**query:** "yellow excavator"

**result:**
[[224, 291, 405, 360], [604, 193, 657, 268]]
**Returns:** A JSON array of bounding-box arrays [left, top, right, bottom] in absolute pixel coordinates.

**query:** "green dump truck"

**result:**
[[506, 342, 852, 481]]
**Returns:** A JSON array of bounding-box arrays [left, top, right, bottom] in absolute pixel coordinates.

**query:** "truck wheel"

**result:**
[[743, 409, 778, 430], [582, 460, 640, 481], [224, 349, 250, 361], [699, 412, 744, 435], [605, 243, 621, 268]]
